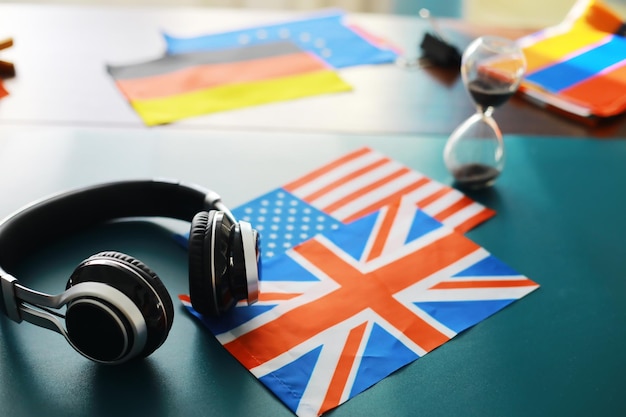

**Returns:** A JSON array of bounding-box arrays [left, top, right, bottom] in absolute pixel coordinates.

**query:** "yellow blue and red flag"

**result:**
[[519, 0, 626, 119]]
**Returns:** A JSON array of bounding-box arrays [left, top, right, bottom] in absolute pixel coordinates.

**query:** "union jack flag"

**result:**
[[231, 146, 496, 260], [180, 196, 538, 416]]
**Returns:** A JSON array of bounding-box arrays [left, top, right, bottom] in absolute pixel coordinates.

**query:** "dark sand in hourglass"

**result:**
[[468, 79, 514, 109], [452, 163, 500, 189]]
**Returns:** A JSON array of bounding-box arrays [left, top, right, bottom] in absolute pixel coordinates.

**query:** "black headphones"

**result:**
[[0, 179, 260, 365]]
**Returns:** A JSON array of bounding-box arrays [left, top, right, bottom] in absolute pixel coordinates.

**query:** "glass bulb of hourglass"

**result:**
[[444, 36, 526, 189], [444, 109, 503, 189]]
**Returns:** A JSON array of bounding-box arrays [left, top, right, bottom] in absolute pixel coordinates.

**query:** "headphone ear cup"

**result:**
[[229, 221, 260, 304], [188, 210, 233, 316], [67, 251, 174, 359]]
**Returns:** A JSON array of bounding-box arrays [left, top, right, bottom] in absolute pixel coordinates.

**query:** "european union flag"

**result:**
[[163, 11, 399, 69]]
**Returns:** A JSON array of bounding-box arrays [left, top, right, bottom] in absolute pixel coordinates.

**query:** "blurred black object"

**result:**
[[418, 8, 462, 69], [0, 38, 15, 77], [420, 32, 462, 69]]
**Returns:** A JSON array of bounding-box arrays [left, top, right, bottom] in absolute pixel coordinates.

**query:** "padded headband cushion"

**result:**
[[0, 180, 210, 274], [0, 180, 217, 318]]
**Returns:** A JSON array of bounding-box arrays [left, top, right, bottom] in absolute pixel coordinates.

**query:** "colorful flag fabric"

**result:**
[[518, 0, 626, 118], [0, 79, 7, 99], [163, 11, 399, 69], [231, 147, 495, 260], [107, 40, 352, 125], [180, 196, 538, 417]]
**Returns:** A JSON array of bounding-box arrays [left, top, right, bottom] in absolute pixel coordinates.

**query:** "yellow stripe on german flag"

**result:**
[[130, 69, 351, 126]]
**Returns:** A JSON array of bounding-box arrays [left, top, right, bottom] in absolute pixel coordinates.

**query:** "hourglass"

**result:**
[[444, 36, 526, 189]]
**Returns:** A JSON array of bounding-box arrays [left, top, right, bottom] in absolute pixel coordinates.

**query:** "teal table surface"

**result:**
[[0, 126, 625, 417]]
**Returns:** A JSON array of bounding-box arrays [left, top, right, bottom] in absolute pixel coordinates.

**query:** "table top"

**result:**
[[0, 2, 625, 138], [0, 125, 625, 417], [0, 3, 625, 417]]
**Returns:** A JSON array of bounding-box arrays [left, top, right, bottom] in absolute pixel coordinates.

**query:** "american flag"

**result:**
[[180, 196, 538, 416], [232, 146, 496, 260]]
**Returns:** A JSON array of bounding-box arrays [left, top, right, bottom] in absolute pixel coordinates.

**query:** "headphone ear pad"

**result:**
[[188, 210, 233, 316], [67, 251, 174, 359]]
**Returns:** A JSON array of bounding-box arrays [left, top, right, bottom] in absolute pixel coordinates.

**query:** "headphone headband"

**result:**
[[0, 179, 260, 364], [0, 179, 224, 268], [0, 179, 226, 316]]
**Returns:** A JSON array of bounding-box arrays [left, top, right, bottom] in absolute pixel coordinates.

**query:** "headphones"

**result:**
[[0, 179, 260, 365]]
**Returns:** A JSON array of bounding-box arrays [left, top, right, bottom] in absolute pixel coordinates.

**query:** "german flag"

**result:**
[[107, 40, 352, 126]]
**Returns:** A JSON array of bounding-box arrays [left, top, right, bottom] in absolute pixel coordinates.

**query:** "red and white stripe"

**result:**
[[283, 147, 495, 233]]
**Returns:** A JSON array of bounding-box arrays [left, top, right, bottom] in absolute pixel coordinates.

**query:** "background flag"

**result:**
[[164, 10, 399, 69], [108, 40, 351, 125], [518, 0, 626, 118], [180, 196, 538, 416], [0, 79, 7, 99]]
